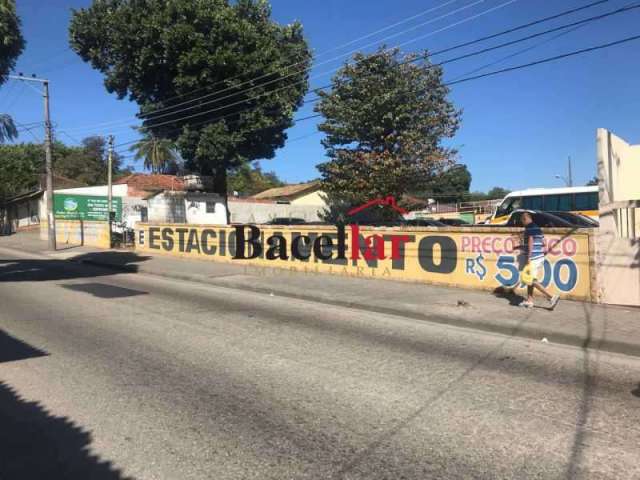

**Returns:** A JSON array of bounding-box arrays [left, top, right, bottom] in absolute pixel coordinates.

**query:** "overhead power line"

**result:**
[[139, 0, 607, 124], [134, 0, 463, 110], [61, 0, 518, 135], [136, 2, 639, 134], [139, 0, 515, 123], [103, 0, 616, 136], [446, 33, 640, 86], [116, 33, 640, 153]]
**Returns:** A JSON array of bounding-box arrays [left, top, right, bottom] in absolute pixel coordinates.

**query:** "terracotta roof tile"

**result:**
[[115, 174, 185, 197]]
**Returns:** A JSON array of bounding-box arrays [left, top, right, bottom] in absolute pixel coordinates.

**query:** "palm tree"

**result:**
[[129, 133, 178, 174], [0, 113, 17, 143]]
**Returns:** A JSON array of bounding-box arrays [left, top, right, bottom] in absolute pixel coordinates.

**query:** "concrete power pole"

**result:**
[[107, 135, 114, 247], [568, 156, 573, 187], [9, 75, 56, 250], [43, 80, 56, 250]]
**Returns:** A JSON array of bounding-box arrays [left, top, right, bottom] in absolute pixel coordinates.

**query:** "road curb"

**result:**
[[71, 256, 640, 359]]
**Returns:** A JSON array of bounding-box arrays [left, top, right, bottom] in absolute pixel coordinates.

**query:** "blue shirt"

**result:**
[[524, 223, 545, 260]]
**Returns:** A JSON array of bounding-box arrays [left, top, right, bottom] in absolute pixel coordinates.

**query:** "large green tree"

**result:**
[[69, 0, 311, 212], [315, 47, 460, 218], [0, 0, 25, 144]]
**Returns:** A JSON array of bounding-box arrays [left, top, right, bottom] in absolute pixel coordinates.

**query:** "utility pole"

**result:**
[[9, 74, 55, 250], [107, 135, 114, 247], [567, 156, 573, 187]]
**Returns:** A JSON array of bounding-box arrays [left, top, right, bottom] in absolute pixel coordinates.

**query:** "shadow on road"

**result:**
[[0, 329, 48, 364], [492, 286, 524, 306], [0, 332, 135, 479], [632, 384, 640, 398], [0, 381, 135, 480], [0, 251, 151, 282]]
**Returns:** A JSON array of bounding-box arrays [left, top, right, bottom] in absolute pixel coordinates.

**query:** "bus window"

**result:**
[[575, 192, 598, 211], [544, 194, 573, 211], [495, 197, 522, 218], [522, 196, 543, 210]]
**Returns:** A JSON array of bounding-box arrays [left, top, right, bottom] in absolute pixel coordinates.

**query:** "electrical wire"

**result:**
[[60, 0, 517, 134], [115, 33, 640, 153], [71, 0, 614, 137], [446, 33, 640, 86], [136, 3, 640, 135], [130, 0, 464, 110], [138, 0, 513, 123], [137, 0, 606, 124]]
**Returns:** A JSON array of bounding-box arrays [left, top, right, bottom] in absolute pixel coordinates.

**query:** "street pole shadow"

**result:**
[[632, 384, 640, 398], [0, 252, 151, 282], [563, 301, 605, 479]]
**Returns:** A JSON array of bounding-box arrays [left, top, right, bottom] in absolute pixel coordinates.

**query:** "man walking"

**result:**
[[520, 212, 560, 309]]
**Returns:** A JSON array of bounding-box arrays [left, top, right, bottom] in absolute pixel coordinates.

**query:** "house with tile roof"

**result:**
[[250, 181, 325, 206]]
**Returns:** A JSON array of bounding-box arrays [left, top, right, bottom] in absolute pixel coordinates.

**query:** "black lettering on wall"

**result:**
[[201, 229, 217, 255], [418, 236, 457, 274], [175, 228, 189, 253], [313, 235, 334, 261], [161, 228, 174, 251], [291, 234, 312, 261], [233, 226, 262, 260], [149, 227, 160, 250], [351, 234, 378, 268], [266, 235, 289, 260], [383, 234, 415, 270], [185, 229, 201, 253]]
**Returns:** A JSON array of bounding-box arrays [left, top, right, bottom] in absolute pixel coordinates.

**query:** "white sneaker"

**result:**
[[549, 295, 560, 310]]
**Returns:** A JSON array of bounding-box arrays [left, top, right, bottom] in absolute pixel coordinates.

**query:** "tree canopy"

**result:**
[[69, 0, 312, 200], [0, 0, 25, 144], [0, 0, 24, 86], [315, 47, 460, 218], [0, 137, 131, 203], [228, 162, 283, 196], [419, 164, 472, 203]]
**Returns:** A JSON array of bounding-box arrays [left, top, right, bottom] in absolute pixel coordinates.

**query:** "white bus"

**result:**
[[489, 186, 599, 224]]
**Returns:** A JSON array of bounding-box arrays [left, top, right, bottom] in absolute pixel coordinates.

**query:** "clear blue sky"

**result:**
[[3, 0, 639, 192]]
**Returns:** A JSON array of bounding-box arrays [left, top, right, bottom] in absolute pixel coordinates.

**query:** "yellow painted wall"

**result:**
[[135, 224, 594, 301], [290, 190, 326, 206], [41, 220, 111, 248]]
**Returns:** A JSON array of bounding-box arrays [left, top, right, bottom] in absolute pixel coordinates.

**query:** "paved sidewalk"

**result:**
[[2, 231, 639, 356]]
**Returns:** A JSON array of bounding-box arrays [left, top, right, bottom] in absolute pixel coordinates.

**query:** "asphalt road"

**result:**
[[1, 247, 639, 480]]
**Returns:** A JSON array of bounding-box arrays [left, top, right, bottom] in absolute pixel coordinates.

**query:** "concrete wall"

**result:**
[[148, 192, 228, 225], [40, 220, 111, 248], [228, 201, 323, 224], [595, 129, 640, 306], [185, 195, 228, 225], [136, 223, 595, 301], [2, 196, 40, 232], [122, 197, 147, 228]]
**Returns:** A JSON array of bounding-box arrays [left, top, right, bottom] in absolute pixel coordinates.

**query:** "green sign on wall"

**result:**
[[54, 194, 122, 222]]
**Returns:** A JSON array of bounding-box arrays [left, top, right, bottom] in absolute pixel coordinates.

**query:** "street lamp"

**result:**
[[555, 156, 573, 187], [555, 174, 571, 187]]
